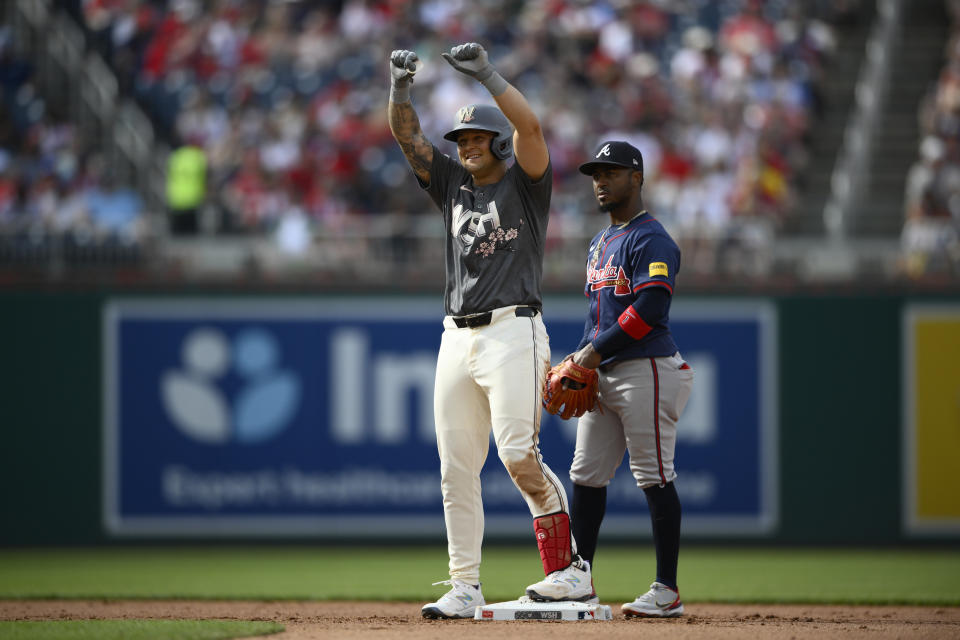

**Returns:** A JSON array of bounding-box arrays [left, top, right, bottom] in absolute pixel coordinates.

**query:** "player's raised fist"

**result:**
[[441, 42, 493, 82], [390, 49, 419, 85]]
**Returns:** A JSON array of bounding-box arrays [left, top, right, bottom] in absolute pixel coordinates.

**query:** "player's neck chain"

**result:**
[[591, 211, 647, 268], [612, 209, 647, 229]]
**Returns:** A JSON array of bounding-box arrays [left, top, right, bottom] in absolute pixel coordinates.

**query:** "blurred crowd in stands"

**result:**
[[902, 0, 960, 278], [0, 25, 147, 264], [1, 0, 866, 278]]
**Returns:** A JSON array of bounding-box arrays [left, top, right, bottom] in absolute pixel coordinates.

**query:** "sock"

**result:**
[[643, 481, 681, 590], [571, 483, 606, 567]]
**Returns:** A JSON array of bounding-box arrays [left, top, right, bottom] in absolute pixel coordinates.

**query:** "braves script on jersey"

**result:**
[[581, 211, 680, 363], [421, 145, 551, 315]]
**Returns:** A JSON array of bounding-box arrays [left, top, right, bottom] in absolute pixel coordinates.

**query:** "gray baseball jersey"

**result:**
[[420, 145, 552, 316]]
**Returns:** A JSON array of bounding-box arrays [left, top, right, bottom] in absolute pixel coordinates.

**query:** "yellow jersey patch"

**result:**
[[649, 262, 668, 277]]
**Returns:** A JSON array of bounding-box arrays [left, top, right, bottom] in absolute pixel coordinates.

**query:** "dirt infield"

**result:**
[[3, 600, 960, 639]]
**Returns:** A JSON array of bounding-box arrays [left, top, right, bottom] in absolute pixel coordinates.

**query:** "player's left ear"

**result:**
[[633, 171, 644, 188]]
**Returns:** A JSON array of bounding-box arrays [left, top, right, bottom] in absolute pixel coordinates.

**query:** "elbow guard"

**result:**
[[618, 305, 653, 340]]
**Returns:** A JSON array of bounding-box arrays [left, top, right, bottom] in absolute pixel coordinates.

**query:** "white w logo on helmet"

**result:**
[[458, 105, 477, 123], [597, 144, 611, 158]]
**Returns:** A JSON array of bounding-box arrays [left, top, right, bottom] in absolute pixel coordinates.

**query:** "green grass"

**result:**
[[0, 620, 282, 640], [1, 546, 959, 605]]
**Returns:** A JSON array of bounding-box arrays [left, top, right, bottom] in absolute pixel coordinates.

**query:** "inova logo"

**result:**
[[161, 327, 301, 444]]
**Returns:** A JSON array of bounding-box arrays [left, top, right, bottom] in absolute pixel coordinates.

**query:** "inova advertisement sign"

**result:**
[[103, 298, 776, 538]]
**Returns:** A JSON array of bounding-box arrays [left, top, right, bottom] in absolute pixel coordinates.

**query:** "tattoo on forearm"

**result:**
[[388, 102, 413, 137], [389, 102, 432, 177]]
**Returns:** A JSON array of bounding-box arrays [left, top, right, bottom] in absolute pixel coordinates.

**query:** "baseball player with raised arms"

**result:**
[[387, 42, 594, 619], [554, 140, 694, 617]]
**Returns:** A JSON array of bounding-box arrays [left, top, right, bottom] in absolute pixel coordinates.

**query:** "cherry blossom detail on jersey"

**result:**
[[476, 219, 522, 257]]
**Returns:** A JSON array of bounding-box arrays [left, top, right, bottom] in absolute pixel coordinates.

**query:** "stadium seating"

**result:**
[[3, 0, 866, 281]]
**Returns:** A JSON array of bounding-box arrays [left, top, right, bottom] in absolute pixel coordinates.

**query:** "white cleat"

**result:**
[[621, 581, 684, 618], [421, 580, 485, 619], [525, 558, 595, 602]]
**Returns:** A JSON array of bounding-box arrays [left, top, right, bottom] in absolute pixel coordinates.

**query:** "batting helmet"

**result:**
[[443, 104, 514, 160]]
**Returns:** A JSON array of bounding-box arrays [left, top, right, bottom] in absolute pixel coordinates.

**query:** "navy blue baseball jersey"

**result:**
[[578, 211, 680, 364]]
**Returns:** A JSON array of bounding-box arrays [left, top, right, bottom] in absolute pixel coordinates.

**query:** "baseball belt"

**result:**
[[452, 306, 539, 328]]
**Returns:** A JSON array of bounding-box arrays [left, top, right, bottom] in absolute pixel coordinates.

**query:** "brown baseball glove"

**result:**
[[542, 358, 599, 420]]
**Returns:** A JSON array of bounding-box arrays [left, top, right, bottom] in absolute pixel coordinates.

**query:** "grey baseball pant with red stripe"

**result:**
[[570, 352, 694, 489]]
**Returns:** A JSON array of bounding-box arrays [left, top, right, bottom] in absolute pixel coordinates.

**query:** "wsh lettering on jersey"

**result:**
[[451, 199, 522, 257], [452, 201, 502, 245]]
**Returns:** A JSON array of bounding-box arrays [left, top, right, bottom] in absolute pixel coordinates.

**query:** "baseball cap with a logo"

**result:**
[[578, 141, 644, 175]]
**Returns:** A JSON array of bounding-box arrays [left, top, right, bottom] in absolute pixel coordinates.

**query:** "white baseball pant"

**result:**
[[434, 305, 569, 583]]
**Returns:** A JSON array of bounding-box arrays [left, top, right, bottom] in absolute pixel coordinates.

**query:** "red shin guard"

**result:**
[[533, 512, 573, 575]]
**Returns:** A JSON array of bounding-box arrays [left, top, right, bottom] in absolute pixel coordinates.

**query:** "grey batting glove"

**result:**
[[441, 42, 508, 96], [389, 49, 418, 102]]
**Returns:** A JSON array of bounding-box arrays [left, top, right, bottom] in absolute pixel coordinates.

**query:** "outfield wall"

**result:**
[[1, 291, 957, 545]]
